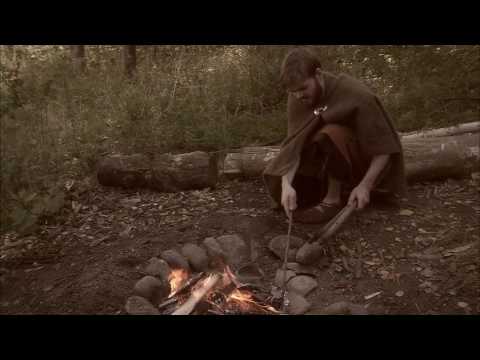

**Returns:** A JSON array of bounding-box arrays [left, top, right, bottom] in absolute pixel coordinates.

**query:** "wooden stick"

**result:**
[[168, 272, 204, 299], [158, 297, 178, 311], [281, 214, 293, 311], [318, 202, 357, 242], [171, 274, 221, 315]]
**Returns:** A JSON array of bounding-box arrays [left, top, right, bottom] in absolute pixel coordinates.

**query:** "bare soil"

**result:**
[[1, 175, 479, 315]]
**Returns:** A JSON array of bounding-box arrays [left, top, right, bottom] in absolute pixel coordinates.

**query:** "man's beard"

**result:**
[[302, 79, 323, 108]]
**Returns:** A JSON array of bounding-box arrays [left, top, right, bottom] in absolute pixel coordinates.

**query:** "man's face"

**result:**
[[287, 74, 322, 107]]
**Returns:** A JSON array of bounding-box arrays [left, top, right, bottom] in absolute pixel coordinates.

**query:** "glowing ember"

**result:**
[[228, 289, 254, 303], [168, 269, 189, 296], [163, 266, 282, 315], [226, 288, 282, 314]]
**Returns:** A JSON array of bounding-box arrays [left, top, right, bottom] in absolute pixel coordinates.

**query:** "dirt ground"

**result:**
[[1, 174, 479, 315]]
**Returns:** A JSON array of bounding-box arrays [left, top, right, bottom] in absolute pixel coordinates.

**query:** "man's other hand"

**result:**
[[348, 184, 370, 210], [281, 183, 297, 217]]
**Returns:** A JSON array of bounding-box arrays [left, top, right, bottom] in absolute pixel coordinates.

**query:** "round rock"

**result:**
[[181, 243, 209, 272], [269, 235, 306, 261], [160, 249, 190, 271], [287, 275, 318, 297], [319, 301, 368, 315], [286, 262, 317, 276], [274, 269, 296, 288], [144, 258, 171, 282], [296, 242, 324, 265], [215, 234, 248, 269], [133, 276, 170, 305], [125, 296, 160, 315], [287, 292, 311, 315], [202, 237, 226, 267]]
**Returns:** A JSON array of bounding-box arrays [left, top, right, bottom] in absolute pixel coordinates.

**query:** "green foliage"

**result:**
[[1, 45, 478, 233]]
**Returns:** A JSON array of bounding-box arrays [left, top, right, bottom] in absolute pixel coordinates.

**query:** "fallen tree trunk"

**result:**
[[97, 127, 479, 192], [222, 133, 480, 183], [97, 151, 218, 192], [400, 121, 480, 140], [402, 133, 479, 183]]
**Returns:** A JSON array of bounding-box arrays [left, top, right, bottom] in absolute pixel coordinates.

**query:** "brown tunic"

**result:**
[[263, 71, 407, 207]]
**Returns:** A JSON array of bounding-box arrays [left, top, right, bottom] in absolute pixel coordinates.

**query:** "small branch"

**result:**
[[172, 274, 221, 315], [168, 272, 204, 299]]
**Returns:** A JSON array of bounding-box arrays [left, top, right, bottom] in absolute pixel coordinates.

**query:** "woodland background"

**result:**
[[1, 45, 479, 234]]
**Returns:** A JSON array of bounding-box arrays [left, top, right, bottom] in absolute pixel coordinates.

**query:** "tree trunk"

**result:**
[[221, 133, 480, 183], [124, 45, 137, 77], [4, 45, 15, 62], [401, 121, 480, 140], [151, 45, 158, 66], [96, 132, 480, 193], [402, 133, 479, 183], [97, 151, 219, 192], [70, 45, 86, 73]]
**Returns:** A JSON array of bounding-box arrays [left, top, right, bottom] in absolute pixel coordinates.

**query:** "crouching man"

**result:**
[[264, 47, 407, 222]]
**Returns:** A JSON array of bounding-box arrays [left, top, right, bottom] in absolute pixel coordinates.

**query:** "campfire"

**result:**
[[159, 265, 283, 315]]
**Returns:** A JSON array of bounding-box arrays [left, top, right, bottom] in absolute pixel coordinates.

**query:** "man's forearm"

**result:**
[[282, 159, 300, 188], [359, 154, 390, 190]]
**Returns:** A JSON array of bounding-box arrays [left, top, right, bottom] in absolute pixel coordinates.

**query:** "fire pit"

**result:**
[[160, 266, 282, 315], [125, 234, 319, 315]]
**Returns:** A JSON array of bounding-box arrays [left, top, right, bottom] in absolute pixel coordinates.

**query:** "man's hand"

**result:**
[[348, 184, 370, 210], [349, 154, 390, 210], [281, 183, 297, 218]]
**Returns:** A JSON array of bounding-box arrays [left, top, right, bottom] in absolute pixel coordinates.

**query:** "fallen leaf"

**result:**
[[421, 268, 434, 277], [457, 302, 469, 308], [399, 209, 414, 216], [364, 291, 382, 300], [443, 242, 476, 256], [418, 228, 434, 234]]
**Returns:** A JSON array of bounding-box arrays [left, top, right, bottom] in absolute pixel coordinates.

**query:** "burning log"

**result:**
[[162, 266, 283, 315], [172, 274, 222, 315], [168, 272, 204, 299]]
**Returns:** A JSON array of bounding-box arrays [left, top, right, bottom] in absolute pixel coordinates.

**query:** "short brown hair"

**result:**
[[280, 47, 322, 88]]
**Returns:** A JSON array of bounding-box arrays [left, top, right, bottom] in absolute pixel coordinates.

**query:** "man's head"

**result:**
[[280, 47, 324, 107]]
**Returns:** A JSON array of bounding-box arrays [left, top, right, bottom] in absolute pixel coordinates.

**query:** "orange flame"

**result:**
[[227, 288, 282, 314], [168, 269, 189, 296], [228, 289, 254, 303]]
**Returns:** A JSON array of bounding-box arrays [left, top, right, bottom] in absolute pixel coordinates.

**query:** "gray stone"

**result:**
[[160, 249, 190, 271], [319, 301, 368, 315], [286, 292, 311, 315], [287, 275, 318, 296], [125, 296, 160, 315], [349, 304, 368, 315], [181, 243, 209, 272], [215, 234, 248, 269], [133, 276, 170, 305], [296, 242, 324, 265], [269, 235, 306, 261], [286, 262, 317, 276], [202, 237, 226, 265], [274, 269, 296, 288], [144, 258, 171, 282], [236, 263, 264, 284]]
